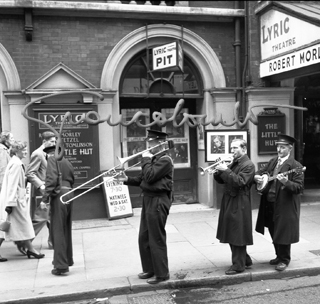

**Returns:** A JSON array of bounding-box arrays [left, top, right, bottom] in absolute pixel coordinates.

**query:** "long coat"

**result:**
[[0, 155, 35, 241], [0, 143, 11, 239], [0, 143, 11, 189], [25, 145, 47, 218], [214, 154, 255, 246], [255, 156, 304, 244]]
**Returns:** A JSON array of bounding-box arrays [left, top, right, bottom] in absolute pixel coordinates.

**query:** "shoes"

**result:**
[[147, 274, 170, 284], [245, 261, 253, 269], [275, 262, 288, 271], [225, 266, 244, 275], [27, 250, 45, 259], [138, 272, 154, 279], [0, 256, 8, 262], [269, 258, 280, 265], [51, 268, 69, 276]]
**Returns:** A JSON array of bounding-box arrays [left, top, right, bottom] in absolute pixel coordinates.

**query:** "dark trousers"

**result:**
[[50, 190, 74, 270], [268, 225, 291, 265], [265, 201, 291, 265], [138, 194, 171, 278], [229, 244, 252, 272]]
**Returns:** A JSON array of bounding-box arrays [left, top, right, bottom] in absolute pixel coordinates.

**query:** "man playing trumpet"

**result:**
[[116, 130, 174, 284], [213, 138, 255, 275]]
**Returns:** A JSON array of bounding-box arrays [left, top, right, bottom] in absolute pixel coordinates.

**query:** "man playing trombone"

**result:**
[[116, 130, 174, 284], [213, 138, 255, 275]]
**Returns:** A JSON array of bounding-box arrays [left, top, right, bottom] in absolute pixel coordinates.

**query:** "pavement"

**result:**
[[1, 199, 320, 304]]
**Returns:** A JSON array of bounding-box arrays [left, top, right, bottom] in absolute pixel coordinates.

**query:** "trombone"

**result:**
[[199, 156, 233, 176], [60, 140, 174, 204]]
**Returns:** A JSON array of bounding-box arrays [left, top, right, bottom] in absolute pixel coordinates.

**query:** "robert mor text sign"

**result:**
[[257, 108, 285, 155]]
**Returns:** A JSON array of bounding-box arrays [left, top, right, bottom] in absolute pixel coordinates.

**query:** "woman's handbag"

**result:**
[[0, 216, 11, 232]]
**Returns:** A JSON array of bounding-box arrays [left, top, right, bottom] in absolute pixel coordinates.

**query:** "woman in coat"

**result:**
[[0, 131, 14, 262], [0, 141, 45, 260]]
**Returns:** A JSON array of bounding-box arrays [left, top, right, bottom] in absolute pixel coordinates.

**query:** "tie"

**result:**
[[276, 158, 281, 168]]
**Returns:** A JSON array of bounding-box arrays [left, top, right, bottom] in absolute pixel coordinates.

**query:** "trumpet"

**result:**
[[60, 140, 174, 204], [199, 156, 233, 176]]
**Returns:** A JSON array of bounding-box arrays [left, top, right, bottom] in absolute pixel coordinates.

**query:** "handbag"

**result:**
[[51, 160, 62, 197], [0, 216, 11, 232]]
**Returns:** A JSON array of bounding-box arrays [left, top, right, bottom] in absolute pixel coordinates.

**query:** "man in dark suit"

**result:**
[[26, 131, 56, 249], [117, 130, 174, 284], [255, 134, 304, 272], [41, 145, 75, 276]]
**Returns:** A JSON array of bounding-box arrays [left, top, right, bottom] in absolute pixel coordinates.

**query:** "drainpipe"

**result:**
[[242, 1, 250, 123], [234, 1, 242, 121]]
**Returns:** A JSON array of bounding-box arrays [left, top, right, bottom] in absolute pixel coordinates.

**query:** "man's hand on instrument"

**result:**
[[215, 161, 228, 172], [142, 151, 153, 158], [115, 171, 128, 183], [254, 175, 263, 183], [276, 173, 288, 184]]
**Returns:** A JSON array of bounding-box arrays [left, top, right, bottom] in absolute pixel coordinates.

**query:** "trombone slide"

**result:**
[[60, 140, 175, 204]]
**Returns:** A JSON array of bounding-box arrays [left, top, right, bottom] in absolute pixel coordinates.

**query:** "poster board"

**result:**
[[257, 108, 285, 155], [101, 176, 133, 220], [204, 129, 249, 162], [28, 105, 100, 189]]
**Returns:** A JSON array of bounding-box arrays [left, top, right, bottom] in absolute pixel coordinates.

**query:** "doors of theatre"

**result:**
[[120, 97, 198, 208], [295, 74, 320, 189]]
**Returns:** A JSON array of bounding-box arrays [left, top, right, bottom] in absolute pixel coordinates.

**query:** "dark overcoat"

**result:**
[[255, 156, 304, 244], [214, 154, 255, 246]]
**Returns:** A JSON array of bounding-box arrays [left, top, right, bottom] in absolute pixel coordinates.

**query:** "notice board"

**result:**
[[28, 105, 100, 189], [257, 108, 285, 155], [101, 176, 133, 220]]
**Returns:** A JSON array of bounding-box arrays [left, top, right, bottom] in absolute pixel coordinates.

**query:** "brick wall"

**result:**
[[0, 14, 239, 89]]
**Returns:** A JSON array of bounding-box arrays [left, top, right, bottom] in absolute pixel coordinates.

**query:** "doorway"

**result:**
[[295, 74, 320, 189], [120, 97, 198, 208]]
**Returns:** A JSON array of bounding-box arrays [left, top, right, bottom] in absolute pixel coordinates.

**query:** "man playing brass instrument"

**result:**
[[116, 130, 174, 284], [213, 138, 255, 275]]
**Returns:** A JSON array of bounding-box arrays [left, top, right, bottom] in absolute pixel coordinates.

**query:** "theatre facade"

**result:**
[[0, 1, 315, 219], [255, 1, 320, 196]]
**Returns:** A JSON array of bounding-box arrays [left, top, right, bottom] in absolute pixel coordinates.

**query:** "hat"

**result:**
[[275, 134, 297, 145], [145, 130, 168, 142], [43, 145, 57, 154]]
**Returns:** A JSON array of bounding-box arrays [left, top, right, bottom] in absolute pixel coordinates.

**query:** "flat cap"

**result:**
[[275, 133, 296, 145], [145, 130, 168, 142]]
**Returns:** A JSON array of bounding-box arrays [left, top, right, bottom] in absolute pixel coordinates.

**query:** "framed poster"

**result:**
[[204, 129, 249, 162], [28, 105, 100, 189], [101, 176, 133, 220]]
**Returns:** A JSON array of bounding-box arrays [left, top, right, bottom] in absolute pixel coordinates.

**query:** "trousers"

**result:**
[[138, 193, 171, 278]]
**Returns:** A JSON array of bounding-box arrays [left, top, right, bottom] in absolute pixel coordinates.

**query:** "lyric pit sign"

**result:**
[[152, 41, 183, 72]]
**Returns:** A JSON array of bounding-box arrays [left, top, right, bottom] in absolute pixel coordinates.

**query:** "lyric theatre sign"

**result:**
[[259, 8, 320, 77]]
